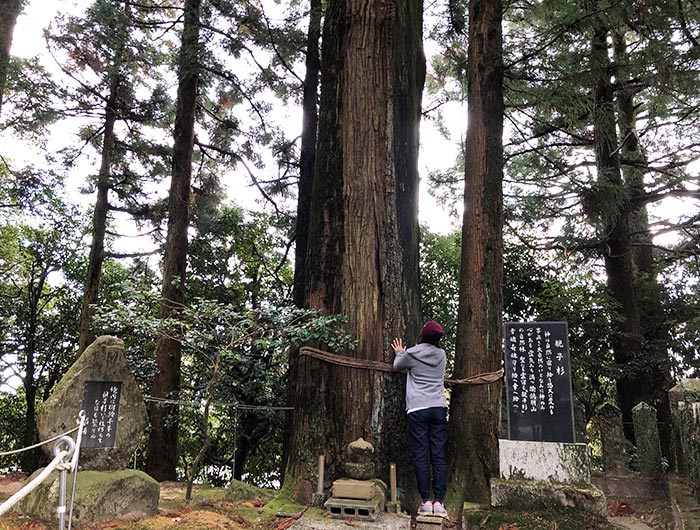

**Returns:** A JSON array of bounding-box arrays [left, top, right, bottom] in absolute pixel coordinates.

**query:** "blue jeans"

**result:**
[[407, 407, 448, 503]]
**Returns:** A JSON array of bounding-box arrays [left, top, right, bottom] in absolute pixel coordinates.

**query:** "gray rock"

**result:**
[[37, 336, 149, 470], [18, 469, 159, 526], [490, 478, 606, 517]]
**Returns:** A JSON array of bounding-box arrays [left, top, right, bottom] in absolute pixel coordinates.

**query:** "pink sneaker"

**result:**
[[418, 500, 433, 515], [432, 501, 447, 517]]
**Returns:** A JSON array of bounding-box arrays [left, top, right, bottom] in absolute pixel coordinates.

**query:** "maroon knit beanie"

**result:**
[[420, 321, 445, 344]]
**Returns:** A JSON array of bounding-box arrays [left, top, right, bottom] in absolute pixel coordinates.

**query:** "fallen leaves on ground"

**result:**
[[607, 500, 634, 517], [497, 524, 519, 530]]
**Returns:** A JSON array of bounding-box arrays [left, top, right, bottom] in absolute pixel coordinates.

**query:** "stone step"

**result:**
[[416, 514, 445, 529]]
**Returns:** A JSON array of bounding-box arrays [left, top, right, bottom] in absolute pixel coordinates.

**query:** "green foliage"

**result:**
[[419, 226, 460, 364], [0, 391, 26, 470], [0, 193, 86, 470], [94, 297, 355, 486]]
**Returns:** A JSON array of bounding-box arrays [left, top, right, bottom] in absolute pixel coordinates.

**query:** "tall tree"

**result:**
[[445, 0, 504, 514], [588, 4, 645, 442], [285, 0, 425, 503], [146, 0, 201, 481], [0, 0, 23, 113], [44, 0, 174, 355], [292, 0, 321, 308]]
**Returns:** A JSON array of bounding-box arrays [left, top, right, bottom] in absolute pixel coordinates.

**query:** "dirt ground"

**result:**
[[0, 474, 694, 530], [0, 475, 277, 530]]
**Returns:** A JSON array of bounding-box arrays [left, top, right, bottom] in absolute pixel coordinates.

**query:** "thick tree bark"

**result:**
[[146, 0, 200, 482], [590, 17, 644, 443], [285, 0, 424, 504], [0, 0, 22, 113], [612, 30, 673, 460], [445, 0, 504, 514]]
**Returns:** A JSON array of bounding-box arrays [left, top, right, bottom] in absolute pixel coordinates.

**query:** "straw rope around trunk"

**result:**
[[298, 346, 503, 386]]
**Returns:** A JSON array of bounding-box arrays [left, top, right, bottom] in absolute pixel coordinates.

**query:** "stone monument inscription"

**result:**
[[81, 380, 122, 448], [504, 322, 574, 443]]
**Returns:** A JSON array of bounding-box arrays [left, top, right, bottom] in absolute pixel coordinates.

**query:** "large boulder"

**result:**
[[18, 469, 159, 526], [37, 336, 148, 470]]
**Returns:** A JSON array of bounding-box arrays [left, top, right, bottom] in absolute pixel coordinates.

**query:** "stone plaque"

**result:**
[[82, 381, 122, 448], [504, 322, 574, 443]]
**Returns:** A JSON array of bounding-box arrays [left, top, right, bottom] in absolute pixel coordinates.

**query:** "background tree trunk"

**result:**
[[77, 87, 119, 356], [0, 0, 22, 113], [292, 0, 321, 309], [285, 0, 424, 504], [146, 0, 201, 482], [612, 29, 674, 460], [590, 13, 644, 444], [445, 0, 504, 515]]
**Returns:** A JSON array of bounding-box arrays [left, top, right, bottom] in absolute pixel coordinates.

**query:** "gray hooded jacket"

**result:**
[[393, 342, 447, 412]]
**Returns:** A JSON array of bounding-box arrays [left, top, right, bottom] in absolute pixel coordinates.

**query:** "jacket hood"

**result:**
[[408, 342, 444, 367]]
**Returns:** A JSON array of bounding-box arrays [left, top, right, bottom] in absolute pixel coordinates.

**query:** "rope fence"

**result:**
[[0, 426, 80, 457], [0, 411, 86, 530]]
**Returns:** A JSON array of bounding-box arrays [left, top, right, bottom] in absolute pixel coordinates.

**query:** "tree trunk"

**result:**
[[445, 0, 504, 514], [590, 16, 643, 443], [292, 0, 321, 309], [285, 0, 424, 504], [146, 0, 200, 482], [77, 88, 119, 356], [20, 266, 48, 472], [0, 0, 22, 113], [612, 30, 673, 460]]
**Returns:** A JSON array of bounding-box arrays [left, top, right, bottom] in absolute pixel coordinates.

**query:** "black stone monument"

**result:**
[[504, 322, 575, 443], [81, 380, 122, 449]]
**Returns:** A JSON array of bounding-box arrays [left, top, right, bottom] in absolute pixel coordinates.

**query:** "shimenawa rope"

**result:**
[[298, 346, 503, 385]]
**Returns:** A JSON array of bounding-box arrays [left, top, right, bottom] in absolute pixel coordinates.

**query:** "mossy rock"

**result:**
[[17, 468, 159, 526], [462, 505, 618, 530], [345, 462, 375, 480], [224, 478, 275, 501], [490, 478, 606, 517]]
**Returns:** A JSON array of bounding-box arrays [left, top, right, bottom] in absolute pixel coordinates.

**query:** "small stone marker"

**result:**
[[598, 403, 628, 475], [37, 335, 149, 470], [632, 402, 662, 475], [325, 438, 387, 521]]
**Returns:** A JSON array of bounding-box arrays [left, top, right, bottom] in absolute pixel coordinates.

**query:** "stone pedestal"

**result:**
[[491, 478, 606, 516], [499, 439, 591, 483], [324, 495, 385, 521]]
